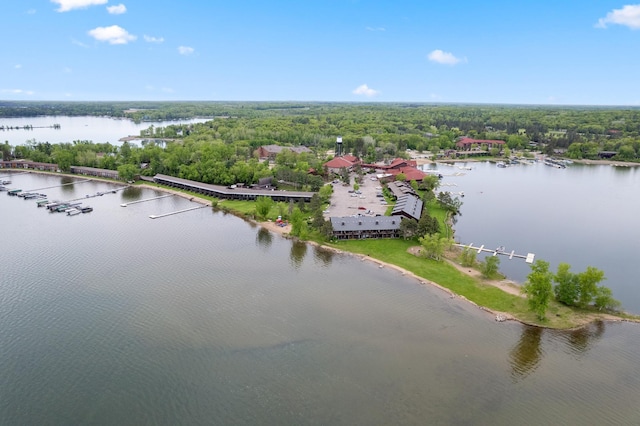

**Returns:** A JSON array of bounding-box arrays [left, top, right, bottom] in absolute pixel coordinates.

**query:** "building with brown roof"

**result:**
[[455, 137, 505, 151]]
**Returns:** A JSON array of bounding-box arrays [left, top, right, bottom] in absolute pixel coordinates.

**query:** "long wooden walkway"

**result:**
[[121, 194, 173, 207], [454, 242, 535, 263], [149, 205, 208, 219]]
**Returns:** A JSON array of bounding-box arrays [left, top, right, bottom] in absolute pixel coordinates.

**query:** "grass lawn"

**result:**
[[329, 238, 622, 328]]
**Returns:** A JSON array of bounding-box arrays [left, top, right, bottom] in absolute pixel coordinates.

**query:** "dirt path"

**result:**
[[406, 246, 524, 297]]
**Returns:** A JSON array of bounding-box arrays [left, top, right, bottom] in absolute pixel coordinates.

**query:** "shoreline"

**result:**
[[7, 169, 636, 329]]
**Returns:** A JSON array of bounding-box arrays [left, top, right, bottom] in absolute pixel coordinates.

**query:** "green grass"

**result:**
[[146, 180, 637, 329], [327, 238, 632, 328], [331, 239, 526, 311]]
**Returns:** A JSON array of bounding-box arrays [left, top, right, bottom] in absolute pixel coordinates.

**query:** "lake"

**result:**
[[1, 172, 640, 425], [427, 160, 640, 314], [0, 116, 211, 146]]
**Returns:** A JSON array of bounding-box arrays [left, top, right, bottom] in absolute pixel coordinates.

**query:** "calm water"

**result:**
[[0, 116, 210, 146], [1, 172, 640, 425], [431, 161, 640, 313]]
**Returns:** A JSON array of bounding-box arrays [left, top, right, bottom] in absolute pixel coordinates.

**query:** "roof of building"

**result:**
[[391, 194, 423, 221], [259, 144, 312, 155], [387, 166, 427, 182], [330, 215, 402, 232], [325, 156, 356, 169], [387, 181, 417, 199], [342, 154, 359, 163], [456, 137, 506, 146]]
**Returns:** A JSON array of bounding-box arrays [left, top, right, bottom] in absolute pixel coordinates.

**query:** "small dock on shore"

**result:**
[[149, 205, 208, 219], [121, 194, 173, 207], [454, 242, 535, 263]]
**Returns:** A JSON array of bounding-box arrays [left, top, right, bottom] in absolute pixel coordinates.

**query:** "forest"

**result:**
[[2, 101, 640, 186]]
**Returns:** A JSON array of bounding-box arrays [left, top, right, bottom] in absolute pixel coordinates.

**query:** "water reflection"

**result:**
[[255, 227, 273, 250], [509, 326, 543, 382], [555, 320, 605, 357], [120, 186, 143, 201], [510, 321, 607, 382], [61, 176, 74, 192], [289, 240, 308, 269], [312, 245, 334, 267]]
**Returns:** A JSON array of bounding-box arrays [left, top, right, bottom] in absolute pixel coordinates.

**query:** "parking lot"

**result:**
[[323, 174, 390, 219]]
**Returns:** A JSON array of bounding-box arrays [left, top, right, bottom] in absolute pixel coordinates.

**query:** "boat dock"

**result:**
[[121, 194, 173, 207], [149, 205, 208, 219], [25, 179, 91, 192], [454, 242, 535, 263]]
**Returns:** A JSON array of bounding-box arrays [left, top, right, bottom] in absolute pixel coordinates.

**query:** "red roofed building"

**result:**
[[392, 166, 427, 182], [324, 156, 360, 174], [456, 137, 505, 151]]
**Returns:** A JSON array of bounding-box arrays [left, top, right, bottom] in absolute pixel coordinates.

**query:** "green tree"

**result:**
[[594, 286, 621, 312], [480, 255, 500, 279], [421, 175, 440, 192], [255, 196, 275, 220], [290, 207, 307, 238], [553, 262, 579, 306], [417, 213, 440, 236], [117, 164, 139, 182], [522, 260, 554, 320], [577, 266, 605, 308], [399, 218, 419, 239], [419, 233, 451, 261], [395, 173, 407, 182], [459, 247, 477, 267]]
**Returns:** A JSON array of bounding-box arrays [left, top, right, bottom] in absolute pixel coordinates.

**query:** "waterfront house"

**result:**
[[330, 215, 403, 240]]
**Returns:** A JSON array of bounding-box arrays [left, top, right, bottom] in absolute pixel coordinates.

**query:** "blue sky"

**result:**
[[2, 1, 640, 105]]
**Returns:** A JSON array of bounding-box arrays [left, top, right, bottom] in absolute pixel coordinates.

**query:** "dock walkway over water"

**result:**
[[121, 194, 173, 207], [454, 242, 535, 263]]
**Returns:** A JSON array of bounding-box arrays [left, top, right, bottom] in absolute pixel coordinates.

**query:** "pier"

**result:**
[[121, 194, 173, 207], [149, 205, 208, 219], [25, 179, 91, 192], [454, 242, 535, 263]]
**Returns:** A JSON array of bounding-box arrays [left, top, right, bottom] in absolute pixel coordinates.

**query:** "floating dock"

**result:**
[[454, 242, 535, 263], [121, 194, 173, 207], [25, 179, 91, 192], [149, 205, 207, 219]]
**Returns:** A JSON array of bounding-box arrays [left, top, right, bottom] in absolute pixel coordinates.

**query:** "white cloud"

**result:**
[[178, 46, 195, 55], [2, 89, 35, 95], [88, 25, 136, 44], [428, 49, 465, 65], [72, 38, 90, 48], [107, 4, 127, 15], [15, 64, 22, 69], [51, 0, 108, 12], [27, 9, 37, 14], [352, 84, 379, 97], [144, 35, 165, 43], [596, 4, 640, 29], [366, 26, 386, 31], [161, 87, 175, 93]]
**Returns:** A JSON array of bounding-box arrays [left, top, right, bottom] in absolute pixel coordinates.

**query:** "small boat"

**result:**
[[80, 206, 93, 213], [67, 208, 81, 216], [496, 161, 506, 168]]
